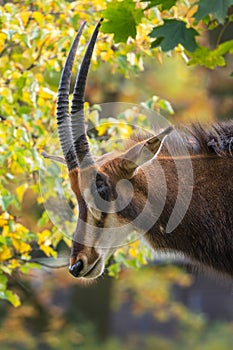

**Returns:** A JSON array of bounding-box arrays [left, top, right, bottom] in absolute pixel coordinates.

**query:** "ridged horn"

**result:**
[[56, 21, 86, 171], [71, 19, 103, 168]]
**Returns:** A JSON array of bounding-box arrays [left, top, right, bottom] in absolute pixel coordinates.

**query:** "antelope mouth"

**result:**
[[82, 258, 103, 278]]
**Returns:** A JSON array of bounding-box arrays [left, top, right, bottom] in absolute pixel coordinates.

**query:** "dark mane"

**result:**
[[187, 121, 233, 157], [127, 121, 233, 158]]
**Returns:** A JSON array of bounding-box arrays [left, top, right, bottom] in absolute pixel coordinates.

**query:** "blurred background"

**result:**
[[0, 1, 233, 349]]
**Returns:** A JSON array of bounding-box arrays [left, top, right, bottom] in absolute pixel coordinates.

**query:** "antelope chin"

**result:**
[[81, 258, 105, 279]]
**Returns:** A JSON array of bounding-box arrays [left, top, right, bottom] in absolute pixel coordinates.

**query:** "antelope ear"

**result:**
[[120, 126, 173, 178]]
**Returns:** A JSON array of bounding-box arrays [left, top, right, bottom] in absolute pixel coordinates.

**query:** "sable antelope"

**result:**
[[43, 20, 233, 280]]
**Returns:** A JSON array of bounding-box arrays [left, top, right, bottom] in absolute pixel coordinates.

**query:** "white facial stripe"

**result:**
[[83, 188, 94, 204], [83, 188, 102, 220], [89, 207, 102, 221]]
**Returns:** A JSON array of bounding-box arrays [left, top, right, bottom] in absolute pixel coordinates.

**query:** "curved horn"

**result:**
[[56, 21, 86, 171], [71, 19, 103, 168]]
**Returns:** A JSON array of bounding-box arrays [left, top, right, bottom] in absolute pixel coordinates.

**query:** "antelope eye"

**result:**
[[93, 172, 110, 201]]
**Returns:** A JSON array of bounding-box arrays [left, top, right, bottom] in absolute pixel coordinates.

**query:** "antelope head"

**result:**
[[47, 20, 172, 280]]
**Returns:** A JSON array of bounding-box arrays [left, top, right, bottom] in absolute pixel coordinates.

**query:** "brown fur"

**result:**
[[103, 122, 233, 276], [69, 121, 233, 278], [69, 168, 79, 197]]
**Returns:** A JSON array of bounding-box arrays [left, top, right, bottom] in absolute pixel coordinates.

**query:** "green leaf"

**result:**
[[0, 272, 20, 306], [188, 40, 233, 68], [0, 273, 8, 291], [150, 19, 198, 52], [37, 211, 49, 227], [194, 0, 233, 24], [140, 0, 177, 11], [115, 251, 127, 264], [189, 46, 225, 68], [5, 290, 21, 307], [215, 39, 233, 55], [141, 96, 174, 114], [19, 262, 41, 274], [101, 0, 143, 42], [0, 193, 15, 210], [158, 98, 174, 114], [108, 263, 121, 278], [0, 236, 12, 247]]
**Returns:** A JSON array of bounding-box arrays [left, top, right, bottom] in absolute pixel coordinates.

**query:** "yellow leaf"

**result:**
[[35, 73, 43, 83], [37, 97, 44, 107], [0, 218, 7, 226], [40, 245, 57, 257], [37, 196, 44, 204], [96, 122, 111, 136], [0, 212, 13, 226], [2, 225, 9, 236], [186, 4, 199, 23], [15, 184, 27, 202], [33, 11, 44, 25], [38, 229, 57, 257], [129, 247, 138, 257], [14, 223, 28, 235], [0, 87, 10, 98], [101, 50, 114, 62], [38, 229, 51, 246], [22, 91, 33, 106], [9, 259, 21, 269], [17, 11, 31, 28], [118, 122, 133, 138], [59, 13, 66, 21], [21, 241, 31, 254], [0, 32, 7, 41], [0, 32, 7, 51], [63, 236, 72, 248], [5, 289, 21, 307], [39, 87, 55, 99], [156, 51, 163, 65], [0, 246, 12, 262], [12, 238, 31, 254], [10, 71, 21, 79], [129, 241, 139, 257]]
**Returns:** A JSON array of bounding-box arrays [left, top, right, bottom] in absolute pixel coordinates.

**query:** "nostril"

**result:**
[[69, 260, 83, 278]]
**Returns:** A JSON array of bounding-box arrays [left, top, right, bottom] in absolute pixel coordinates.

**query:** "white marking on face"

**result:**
[[83, 188, 94, 205], [83, 188, 102, 220]]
